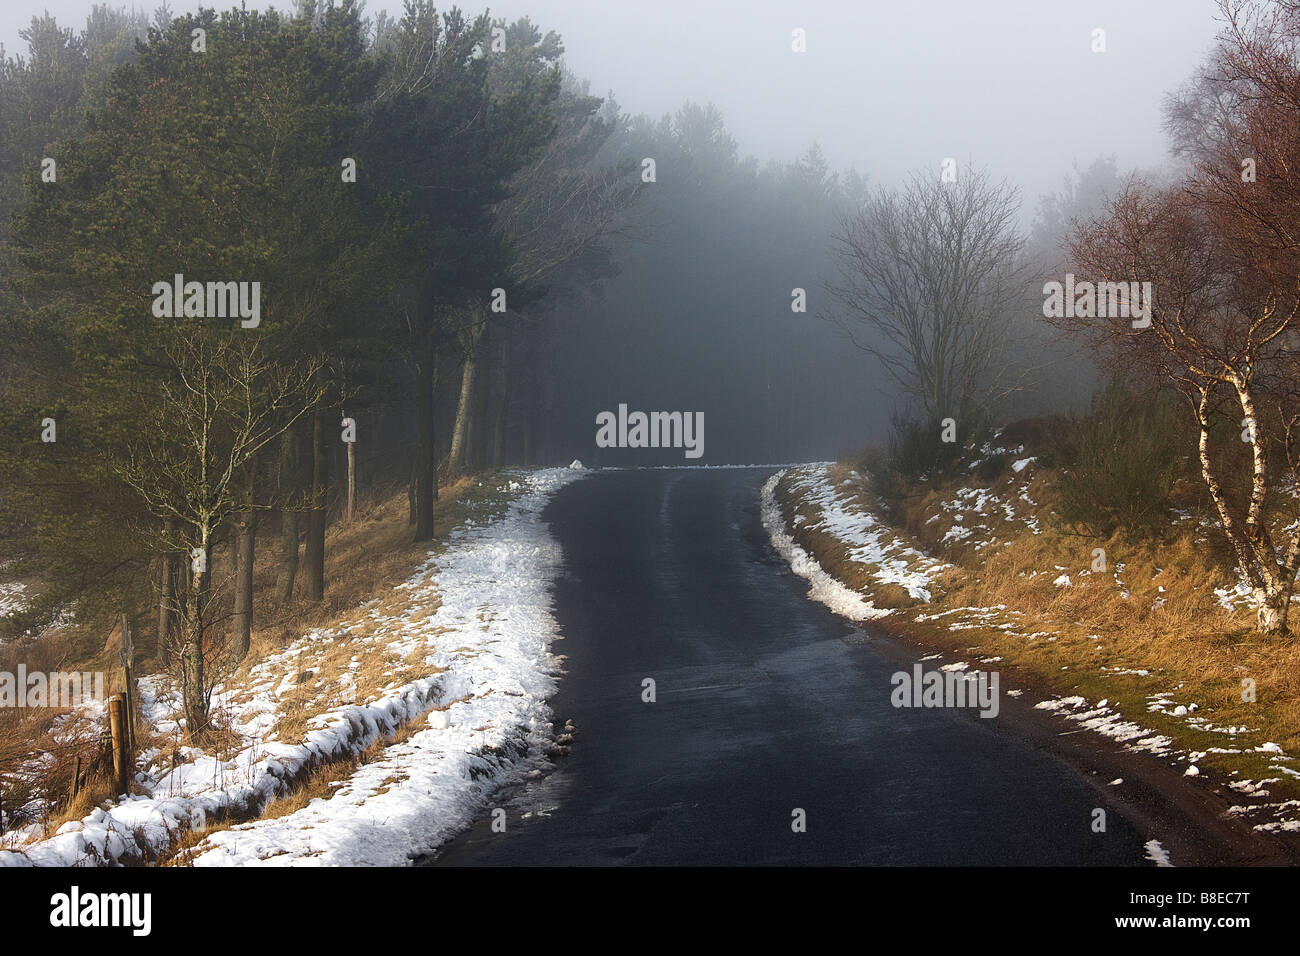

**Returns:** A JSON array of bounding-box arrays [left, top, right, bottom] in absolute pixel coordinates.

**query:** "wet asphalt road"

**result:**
[[427, 467, 1151, 866]]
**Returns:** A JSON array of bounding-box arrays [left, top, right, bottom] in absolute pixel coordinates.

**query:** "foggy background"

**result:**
[[0, 0, 1225, 205], [0, 0, 1228, 463]]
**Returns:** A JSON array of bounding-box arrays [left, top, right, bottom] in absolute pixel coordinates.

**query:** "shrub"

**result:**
[[887, 410, 989, 480], [852, 444, 901, 501], [1053, 382, 1183, 537], [976, 451, 1011, 482]]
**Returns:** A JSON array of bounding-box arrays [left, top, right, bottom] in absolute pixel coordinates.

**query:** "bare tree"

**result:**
[[828, 165, 1027, 432], [119, 333, 325, 739]]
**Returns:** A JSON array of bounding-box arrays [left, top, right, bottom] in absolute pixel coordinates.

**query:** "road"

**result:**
[[426, 467, 1154, 865]]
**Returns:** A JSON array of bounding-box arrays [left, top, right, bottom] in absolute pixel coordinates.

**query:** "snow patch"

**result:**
[[760, 471, 889, 622]]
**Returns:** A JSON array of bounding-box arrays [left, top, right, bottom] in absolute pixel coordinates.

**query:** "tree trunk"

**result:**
[[277, 428, 300, 602], [156, 522, 177, 667], [303, 409, 327, 602], [408, 454, 418, 526], [345, 414, 356, 523], [492, 343, 510, 468], [1256, 586, 1292, 635], [230, 463, 256, 661], [181, 536, 211, 743], [414, 331, 438, 541], [1196, 388, 1291, 636], [279, 510, 299, 602], [449, 352, 478, 474]]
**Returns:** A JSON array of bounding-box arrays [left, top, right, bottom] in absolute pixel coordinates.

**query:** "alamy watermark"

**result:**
[[891, 664, 999, 718], [1042, 274, 1152, 329], [151, 274, 261, 328], [596, 403, 704, 459], [0, 666, 106, 708], [50, 886, 151, 936]]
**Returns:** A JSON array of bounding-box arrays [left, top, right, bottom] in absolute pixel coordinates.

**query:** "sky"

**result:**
[[2, 0, 1226, 214]]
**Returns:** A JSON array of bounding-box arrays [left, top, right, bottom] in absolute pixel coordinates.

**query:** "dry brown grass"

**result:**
[[0, 643, 125, 840]]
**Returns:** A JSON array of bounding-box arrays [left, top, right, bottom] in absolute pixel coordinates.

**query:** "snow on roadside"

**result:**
[[761, 470, 889, 621], [1034, 696, 1174, 755], [0, 466, 584, 867], [1032, 693, 1300, 830], [767, 464, 946, 606], [1144, 839, 1173, 867], [932, 483, 1041, 543]]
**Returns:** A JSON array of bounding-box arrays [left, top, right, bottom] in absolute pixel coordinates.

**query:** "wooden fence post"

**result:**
[[69, 755, 82, 803], [120, 666, 136, 756], [108, 695, 130, 796], [119, 612, 136, 755]]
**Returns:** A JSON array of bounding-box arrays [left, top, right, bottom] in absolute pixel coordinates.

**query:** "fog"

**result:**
[[1, 0, 1223, 202], [0, 0, 1231, 463]]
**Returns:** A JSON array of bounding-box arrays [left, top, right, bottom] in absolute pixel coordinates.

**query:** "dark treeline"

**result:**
[[0, 1, 645, 737]]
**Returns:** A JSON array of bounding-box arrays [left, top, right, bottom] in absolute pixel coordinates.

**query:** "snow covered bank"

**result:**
[[761, 469, 889, 621], [0, 466, 584, 867], [761, 464, 945, 620]]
